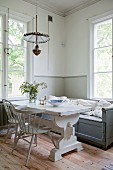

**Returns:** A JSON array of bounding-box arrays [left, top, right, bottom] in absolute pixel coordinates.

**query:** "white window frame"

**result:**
[[0, 6, 34, 100], [88, 10, 113, 100]]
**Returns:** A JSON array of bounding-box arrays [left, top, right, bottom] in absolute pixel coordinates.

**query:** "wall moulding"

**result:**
[[23, 0, 101, 17], [34, 75, 87, 78]]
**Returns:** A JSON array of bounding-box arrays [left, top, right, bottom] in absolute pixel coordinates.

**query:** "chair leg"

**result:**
[[4, 124, 10, 143], [34, 134, 37, 146], [12, 130, 21, 153], [25, 134, 35, 166], [48, 131, 57, 148], [12, 124, 19, 151]]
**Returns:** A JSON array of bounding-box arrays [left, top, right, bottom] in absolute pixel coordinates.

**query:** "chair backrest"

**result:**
[[15, 108, 47, 134], [3, 99, 48, 134], [2, 99, 17, 123]]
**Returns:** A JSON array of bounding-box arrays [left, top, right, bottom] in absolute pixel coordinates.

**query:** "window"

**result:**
[[90, 15, 113, 99], [8, 18, 26, 98], [0, 16, 2, 99], [0, 8, 32, 100]]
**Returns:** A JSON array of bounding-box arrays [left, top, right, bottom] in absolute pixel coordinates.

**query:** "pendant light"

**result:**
[[23, 0, 50, 56]]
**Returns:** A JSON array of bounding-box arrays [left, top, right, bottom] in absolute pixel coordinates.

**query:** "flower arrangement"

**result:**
[[19, 81, 47, 102]]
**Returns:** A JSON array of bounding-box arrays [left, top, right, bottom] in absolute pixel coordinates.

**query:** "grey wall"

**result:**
[[34, 76, 65, 99], [34, 75, 87, 99], [64, 75, 87, 98]]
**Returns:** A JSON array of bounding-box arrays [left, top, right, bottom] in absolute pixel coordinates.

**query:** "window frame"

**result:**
[[0, 6, 33, 101], [88, 10, 113, 100], [7, 17, 27, 100]]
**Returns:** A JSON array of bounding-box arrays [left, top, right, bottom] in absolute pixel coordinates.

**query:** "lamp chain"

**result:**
[[36, 0, 38, 43]]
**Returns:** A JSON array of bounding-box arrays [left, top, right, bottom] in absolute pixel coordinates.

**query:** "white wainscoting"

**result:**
[[34, 75, 65, 99], [34, 75, 87, 99]]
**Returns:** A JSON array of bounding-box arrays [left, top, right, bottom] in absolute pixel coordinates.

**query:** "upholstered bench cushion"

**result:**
[[80, 114, 102, 122], [71, 99, 112, 118]]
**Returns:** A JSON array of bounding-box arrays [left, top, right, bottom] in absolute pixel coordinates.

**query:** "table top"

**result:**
[[12, 100, 92, 117]]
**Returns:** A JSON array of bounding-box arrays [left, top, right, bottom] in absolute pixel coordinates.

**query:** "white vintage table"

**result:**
[[12, 100, 91, 161]]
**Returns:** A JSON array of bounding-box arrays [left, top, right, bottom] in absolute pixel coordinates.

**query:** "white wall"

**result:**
[[0, 0, 36, 16], [34, 8, 64, 77], [64, 0, 113, 98], [1, 0, 113, 98], [0, 0, 65, 97]]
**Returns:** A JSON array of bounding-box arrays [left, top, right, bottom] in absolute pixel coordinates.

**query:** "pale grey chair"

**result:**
[[2, 99, 18, 144], [13, 107, 51, 166]]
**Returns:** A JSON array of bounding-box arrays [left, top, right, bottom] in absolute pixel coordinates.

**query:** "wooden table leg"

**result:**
[[49, 113, 83, 161]]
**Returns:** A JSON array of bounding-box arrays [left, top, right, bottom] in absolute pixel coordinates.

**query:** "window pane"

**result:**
[[94, 73, 112, 98], [0, 16, 2, 98], [8, 71, 24, 97], [0, 16, 1, 42], [8, 45, 25, 97], [0, 44, 2, 70], [7, 17, 26, 98], [0, 44, 2, 97], [94, 19, 112, 48], [9, 19, 24, 45], [94, 47, 112, 72], [8, 45, 24, 72]]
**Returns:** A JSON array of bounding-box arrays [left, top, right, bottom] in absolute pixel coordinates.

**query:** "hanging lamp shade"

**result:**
[[23, 1, 50, 56], [23, 31, 50, 43]]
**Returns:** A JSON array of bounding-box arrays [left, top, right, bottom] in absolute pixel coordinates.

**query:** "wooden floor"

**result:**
[[0, 134, 113, 170]]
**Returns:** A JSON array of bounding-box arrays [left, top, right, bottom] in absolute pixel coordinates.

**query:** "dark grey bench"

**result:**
[[40, 103, 113, 150], [74, 107, 113, 150]]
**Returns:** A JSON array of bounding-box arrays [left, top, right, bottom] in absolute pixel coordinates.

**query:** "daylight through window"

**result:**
[[91, 18, 112, 99]]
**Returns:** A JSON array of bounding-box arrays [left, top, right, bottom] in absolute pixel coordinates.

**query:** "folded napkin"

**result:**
[[85, 110, 102, 118], [97, 99, 111, 107], [71, 99, 97, 109]]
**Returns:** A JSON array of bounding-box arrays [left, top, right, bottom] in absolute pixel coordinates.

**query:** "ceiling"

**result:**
[[23, 0, 101, 17]]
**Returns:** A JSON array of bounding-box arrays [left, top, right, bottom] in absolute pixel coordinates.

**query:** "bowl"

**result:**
[[47, 99, 65, 107]]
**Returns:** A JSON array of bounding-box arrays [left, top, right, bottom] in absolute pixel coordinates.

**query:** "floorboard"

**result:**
[[0, 134, 113, 170]]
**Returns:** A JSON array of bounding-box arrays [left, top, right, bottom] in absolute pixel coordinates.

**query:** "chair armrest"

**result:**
[[102, 107, 113, 124]]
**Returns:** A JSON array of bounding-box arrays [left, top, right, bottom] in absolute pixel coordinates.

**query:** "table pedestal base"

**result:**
[[49, 141, 83, 161], [48, 113, 83, 161]]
